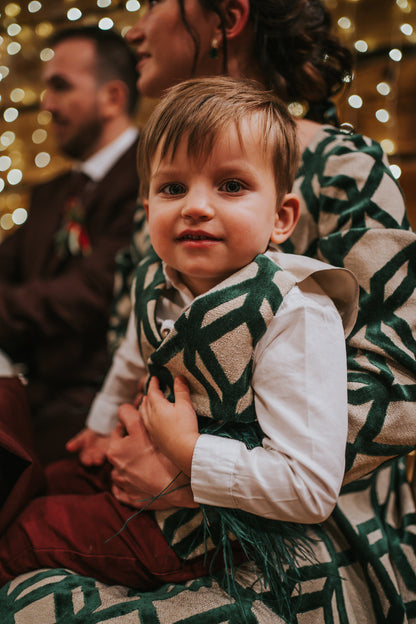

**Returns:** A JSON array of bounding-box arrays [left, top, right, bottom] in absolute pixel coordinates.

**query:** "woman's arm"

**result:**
[[288, 127, 416, 482]]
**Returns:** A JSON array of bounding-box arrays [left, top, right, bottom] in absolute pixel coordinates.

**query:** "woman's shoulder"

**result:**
[[296, 122, 401, 204], [302, 123, 386, 163]]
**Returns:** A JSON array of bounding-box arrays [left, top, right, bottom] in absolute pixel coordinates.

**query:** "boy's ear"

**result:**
[[218, 0, 250, 41], [270, 193, 300, 245], [143, 199, 149, 221]]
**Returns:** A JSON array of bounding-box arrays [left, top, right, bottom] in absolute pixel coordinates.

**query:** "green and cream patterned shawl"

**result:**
[[4, 125, 416, 623], [135, 252, 293, 546], [132, 249, 356, 618]]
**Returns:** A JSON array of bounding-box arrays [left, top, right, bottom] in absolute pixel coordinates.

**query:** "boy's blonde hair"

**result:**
[[138, 76, 299, 202]]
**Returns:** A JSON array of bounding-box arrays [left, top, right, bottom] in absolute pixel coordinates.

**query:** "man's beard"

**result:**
[[61, 116, 104, 161]]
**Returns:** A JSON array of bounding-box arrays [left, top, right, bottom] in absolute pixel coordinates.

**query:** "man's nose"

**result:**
[[41, 90, 54, 113]]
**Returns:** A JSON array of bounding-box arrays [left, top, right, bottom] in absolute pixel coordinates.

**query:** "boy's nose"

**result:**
[[181, 193, 215, 220]]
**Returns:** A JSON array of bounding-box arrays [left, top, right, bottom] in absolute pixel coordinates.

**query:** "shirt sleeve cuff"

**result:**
[[0, 350, 14, 377], [86, 394, 120, 434], [191, 433, 241, 507]]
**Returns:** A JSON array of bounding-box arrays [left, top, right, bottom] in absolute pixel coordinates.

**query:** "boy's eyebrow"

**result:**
[[150, 164, 181, 179], [148, 166, 185, 189], [150, 159, 268, 184]]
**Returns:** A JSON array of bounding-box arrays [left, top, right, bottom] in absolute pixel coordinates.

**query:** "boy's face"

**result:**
[[145, 117, 295, 296]]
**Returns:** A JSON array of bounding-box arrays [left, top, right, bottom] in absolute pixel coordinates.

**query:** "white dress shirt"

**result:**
[[87, 252, 353, 524], [0, 349, 14, 376], [78, 126, 139, 182]]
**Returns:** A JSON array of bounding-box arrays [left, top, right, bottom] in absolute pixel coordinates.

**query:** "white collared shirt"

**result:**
[[77, 127, 138, 183], [0, 349, 14, 376], [87, 253, 350, 524]]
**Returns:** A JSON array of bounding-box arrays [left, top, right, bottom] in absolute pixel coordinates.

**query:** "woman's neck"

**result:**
[[225, 57, 264, 85], [223, 35, 323, 153], [224, 29, 266, 86]]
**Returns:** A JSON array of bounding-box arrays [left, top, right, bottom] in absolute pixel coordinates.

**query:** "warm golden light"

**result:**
[[5, 3, 21, 18]]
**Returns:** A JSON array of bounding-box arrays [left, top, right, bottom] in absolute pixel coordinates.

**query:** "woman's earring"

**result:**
[[209, 38, 219, 59]]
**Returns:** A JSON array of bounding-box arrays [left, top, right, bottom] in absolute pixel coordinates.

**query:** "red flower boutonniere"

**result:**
[[55, 196, 92, 259]]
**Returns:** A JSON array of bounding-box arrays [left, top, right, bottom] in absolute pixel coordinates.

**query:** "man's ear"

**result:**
[[218, 0, 250, 41], [270, 193, 300, 245], [99, 80, 129, 119]]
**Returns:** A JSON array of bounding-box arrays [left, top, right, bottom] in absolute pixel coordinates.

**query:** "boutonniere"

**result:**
[[54, 196, 92, 259]]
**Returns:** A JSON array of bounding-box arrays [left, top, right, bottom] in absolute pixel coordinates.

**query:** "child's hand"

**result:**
[[141, 376, 199, 476], [66, 427, 110, 466], [133, 375, 148, 408], [108, 402, 197, 509]]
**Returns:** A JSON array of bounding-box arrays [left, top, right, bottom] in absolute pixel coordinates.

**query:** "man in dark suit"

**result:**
[[0, 26, 140, 464]]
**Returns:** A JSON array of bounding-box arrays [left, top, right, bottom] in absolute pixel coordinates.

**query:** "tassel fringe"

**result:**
[[198, 505, 318, 623]]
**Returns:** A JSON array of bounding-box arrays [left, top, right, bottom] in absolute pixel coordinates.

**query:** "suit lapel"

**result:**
[[22, 171, 73, 277], [23, 137, 139, 276]]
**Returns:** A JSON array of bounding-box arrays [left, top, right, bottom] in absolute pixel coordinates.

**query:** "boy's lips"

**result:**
[[176, 230, 220, 242]]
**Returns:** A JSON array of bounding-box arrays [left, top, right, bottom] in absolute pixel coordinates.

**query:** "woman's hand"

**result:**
[[141, 376, 200, 476], [107, 402, 197, 509]]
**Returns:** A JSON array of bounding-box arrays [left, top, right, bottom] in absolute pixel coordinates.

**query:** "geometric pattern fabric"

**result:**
[[134, 253, 301, 570], [3, 125, 416, 622], [1, 459, 415, 623]]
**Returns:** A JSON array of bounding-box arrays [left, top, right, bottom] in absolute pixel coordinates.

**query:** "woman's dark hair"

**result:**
[[176, 0, 352, 123], [49, 25, 139, 115]]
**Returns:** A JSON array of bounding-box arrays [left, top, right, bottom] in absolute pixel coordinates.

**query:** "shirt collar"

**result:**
[[161, 254, 277, 306], [162, 262, 194, 306], [77, 127, 139, 183]]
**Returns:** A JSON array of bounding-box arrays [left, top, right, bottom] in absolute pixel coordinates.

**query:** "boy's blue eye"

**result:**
[[222, 180, 243, 193], [162, 183, 185, 195]]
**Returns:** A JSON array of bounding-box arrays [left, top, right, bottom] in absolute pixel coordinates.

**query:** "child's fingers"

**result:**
[[147, 376, 163, 397], [137, 375, 148, 394], [173, 376, 192, 404], [80, 448, 105, 467], [147, 375, 190, 404], [65, 437, 80, 452], [140, 396, 150, 430], [117, 403, 155, 446], [65, 430, 84, 452], [110, 421, 126, 441], [117, 403, 142, 432], [146, 377, 171, 413], [133, 392, 143, 408]]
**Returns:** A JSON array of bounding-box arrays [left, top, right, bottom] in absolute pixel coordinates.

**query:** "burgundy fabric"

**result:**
[[0, 458, 243, 588], [31, 385, 104, 465], [0, 139, 139, 464], [0, 377, 45, 533]]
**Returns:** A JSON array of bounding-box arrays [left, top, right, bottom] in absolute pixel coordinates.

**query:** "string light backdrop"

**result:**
[[328, 0, 416, 226], [0, 0, 415, 240]]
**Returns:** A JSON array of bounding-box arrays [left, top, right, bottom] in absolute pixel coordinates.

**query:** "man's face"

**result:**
[[41, 38, 105, 160]]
